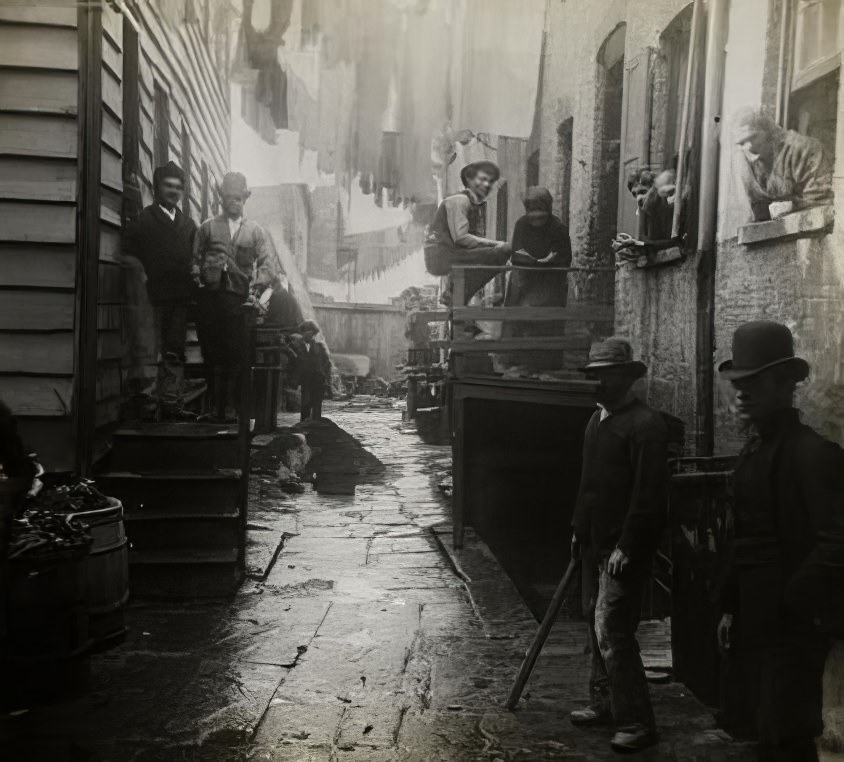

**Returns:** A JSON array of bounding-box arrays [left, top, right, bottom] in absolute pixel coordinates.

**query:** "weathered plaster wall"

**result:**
[[539, 0, 698, 445]]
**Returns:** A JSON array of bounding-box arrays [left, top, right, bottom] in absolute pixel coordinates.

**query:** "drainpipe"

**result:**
[[695, 0, 729, 456]]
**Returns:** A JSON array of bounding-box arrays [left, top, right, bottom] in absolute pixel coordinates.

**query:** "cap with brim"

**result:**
[[580, 359, 647, 376], [578, 337, 647, 377]]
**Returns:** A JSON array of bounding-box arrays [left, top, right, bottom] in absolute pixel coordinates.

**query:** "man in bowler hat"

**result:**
[[570, 337, 669, 752], [717, 321, 844, 761]]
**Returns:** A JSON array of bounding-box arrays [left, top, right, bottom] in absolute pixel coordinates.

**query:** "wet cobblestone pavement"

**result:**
[[3, 400, 765, 760]]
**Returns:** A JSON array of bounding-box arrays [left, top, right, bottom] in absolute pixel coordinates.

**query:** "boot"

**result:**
[[610, 725, 659, 753], [570, 705, 612, 727]]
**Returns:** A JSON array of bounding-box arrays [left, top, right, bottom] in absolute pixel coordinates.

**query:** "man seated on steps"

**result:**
[[122, 161, 197, 421]]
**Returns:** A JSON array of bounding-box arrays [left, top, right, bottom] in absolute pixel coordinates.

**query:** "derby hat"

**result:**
[[580, 337, 647, 377], [219, 171, 249, 197], [718, 321, 809, 381]]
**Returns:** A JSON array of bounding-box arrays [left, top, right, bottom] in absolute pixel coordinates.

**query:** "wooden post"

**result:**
[[237, 309, 256, 573], [74, 2, 103, 476], [452, 390, 465, 548]]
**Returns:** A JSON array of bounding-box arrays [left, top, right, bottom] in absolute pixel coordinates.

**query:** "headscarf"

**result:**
[[523, 186, 553, 214]]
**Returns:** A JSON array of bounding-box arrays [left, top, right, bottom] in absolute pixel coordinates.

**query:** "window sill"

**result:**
[[617, 246, 685, 270], [737, 205, 834, 246]]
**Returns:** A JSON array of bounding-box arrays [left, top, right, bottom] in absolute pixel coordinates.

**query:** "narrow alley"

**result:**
[[4, 402, 752, 762]]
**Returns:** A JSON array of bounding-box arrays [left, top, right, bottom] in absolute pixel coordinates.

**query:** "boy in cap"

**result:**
[[193, 172, 280, 422], [122, 161, 197, 420], [294, 320, 331, 423], [717, 321, 844, 761], [570, 337, 669, 752]]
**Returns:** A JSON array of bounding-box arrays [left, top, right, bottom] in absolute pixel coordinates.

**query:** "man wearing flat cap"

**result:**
[[193, 171, 280, 421], [425, 160, 512, 304], [122, 161, 197, 421], [717, 321, 844, 762], [569, 337, 668, 753]]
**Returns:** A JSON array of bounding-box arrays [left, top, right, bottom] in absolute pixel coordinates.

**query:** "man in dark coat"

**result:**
[[122, 161, 197, 420], [717, 321, 844, 762], [570, 337, 669, 753]]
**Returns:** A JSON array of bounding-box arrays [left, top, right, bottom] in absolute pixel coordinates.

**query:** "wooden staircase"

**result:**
[[96, 424, 248, 598]]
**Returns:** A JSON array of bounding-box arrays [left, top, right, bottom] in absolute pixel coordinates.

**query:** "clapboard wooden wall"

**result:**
[[0, 0, 230, 472]]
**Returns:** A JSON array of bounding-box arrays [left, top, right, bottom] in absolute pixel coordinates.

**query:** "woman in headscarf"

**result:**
[[500, 188, 572, 373]]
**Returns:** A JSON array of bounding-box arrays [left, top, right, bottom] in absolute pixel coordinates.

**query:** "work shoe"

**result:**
[[570, 706, 612, 727], [610, 725, 659, 753]]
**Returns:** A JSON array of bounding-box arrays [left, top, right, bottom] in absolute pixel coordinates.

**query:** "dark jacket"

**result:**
[[123, 205, 197, 303], [572, 398, 669, 559], [297, 339, 331, 379], [721, 409, 844, 634], [506, 215, 572, 308]]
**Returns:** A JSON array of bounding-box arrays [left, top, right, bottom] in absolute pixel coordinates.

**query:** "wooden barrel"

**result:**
[[71, 498, 129, 649]]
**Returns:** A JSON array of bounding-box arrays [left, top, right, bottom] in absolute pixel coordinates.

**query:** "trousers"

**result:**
[[584, 551, 655, 731], [152, 301, 188, 408], [301, 372, 325, 421]]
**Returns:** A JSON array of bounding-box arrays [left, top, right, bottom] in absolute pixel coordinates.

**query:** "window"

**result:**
[[557, 118, 573, 225], [793, 0, 842, 90], [180, 121, 192, 217], [153, 83, 170, 167]]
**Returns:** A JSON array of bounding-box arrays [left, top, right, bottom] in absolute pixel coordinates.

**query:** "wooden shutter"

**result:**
[[617, 47, 653, 237]]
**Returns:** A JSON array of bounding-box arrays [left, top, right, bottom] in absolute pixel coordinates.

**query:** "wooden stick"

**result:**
[[505, 557, 580, 710]]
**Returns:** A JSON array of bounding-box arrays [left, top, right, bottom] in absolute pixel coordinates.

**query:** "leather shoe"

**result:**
[[610, 725, 658, 753], [570, 706, 612, 726]]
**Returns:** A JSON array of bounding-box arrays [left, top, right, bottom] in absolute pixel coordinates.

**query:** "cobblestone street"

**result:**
[[5, 401, 761, 760]]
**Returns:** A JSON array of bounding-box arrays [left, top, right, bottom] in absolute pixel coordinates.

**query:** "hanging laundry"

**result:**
[[453, 0, 545, 139]]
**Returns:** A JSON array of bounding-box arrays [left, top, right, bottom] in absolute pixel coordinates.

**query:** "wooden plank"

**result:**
[[450, 336, 594, 352], [0, 5, 77, 27], [0, 114, 77, 159], [101, 65, 122, 118], [0, 202, 75, 243], [0, 25, 78, 70], [101, 3, 123, 47], [0, 376, 73, 417], [452, 305, 614, 322], [0, 290, 74, 330], [0, 332, 74, 373], [99, 228, 121, 263], [101, 111, 122, 155], [98, 330, 124, 360], [98, 262, 124, 303], [0, 244, 75, 288], [101, 35, 122, 78], [140, 109, 154, 150], [101, 148, 123, 192], [100, 186, 123, 228], [0, 157, 76, 202], [0, 70, 77, 115]]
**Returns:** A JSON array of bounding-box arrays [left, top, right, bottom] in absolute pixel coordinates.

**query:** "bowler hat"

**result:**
[[219, 172, 249, 197], [580, 337, 647, 377], [718, 321, 809, 381]]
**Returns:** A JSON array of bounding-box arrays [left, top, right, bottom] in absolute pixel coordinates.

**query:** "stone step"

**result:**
[[128, 548, 242, 598], [108, 424, 242, 471], [125, 512, 241, 553]]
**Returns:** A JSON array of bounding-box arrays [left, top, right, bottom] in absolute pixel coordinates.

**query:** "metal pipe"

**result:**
[[695, 0, 730, 457], [672, 0, 704, 239]]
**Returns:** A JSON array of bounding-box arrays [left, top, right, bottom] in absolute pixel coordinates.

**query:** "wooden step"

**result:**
[[125, 512, 241, 552], [128, 549, 242, 598], [109, 424, 241, 471], [96, 470, 242, 515]]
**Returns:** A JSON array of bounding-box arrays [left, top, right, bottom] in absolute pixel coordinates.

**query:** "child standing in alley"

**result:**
[[296, 320, 331, 422]]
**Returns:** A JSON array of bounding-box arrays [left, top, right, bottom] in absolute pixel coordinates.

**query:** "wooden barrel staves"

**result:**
[[70, 498, 129, 650]]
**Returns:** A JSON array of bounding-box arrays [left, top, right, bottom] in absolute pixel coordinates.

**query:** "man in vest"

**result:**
[[717, 321, 844, 762], [570, 337, 669, 753], [122, 161, 197, 420], [193, 172, 280, 422], [426, 161, 512, 305]]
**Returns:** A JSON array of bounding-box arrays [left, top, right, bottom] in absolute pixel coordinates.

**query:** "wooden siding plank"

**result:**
[[0, 332, 74, 374], [102, 111, 122, 155], [101, 4, 123, 48], [101, 149, 123, 192], [0, 202, 75, 243], [98, 331, 124, 360], [0, 244, 75, 288], [102, 35, 122, 77], [0, 290, 74, 330], [97, 304, 122, 330], [101, 65, 122, 119], [98, 262, 124, 303], [0, 26, 78, 70], [0, 114, 76, 159], [0, 157, 76, 202], [0, 70, 77, 116], [0, 376, 73, 417], [99, 228, 121, 264], [0, 5, 77, 27]]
